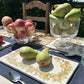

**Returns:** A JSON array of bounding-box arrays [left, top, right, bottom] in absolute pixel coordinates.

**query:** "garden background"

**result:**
[[0, 0, 84, 37]]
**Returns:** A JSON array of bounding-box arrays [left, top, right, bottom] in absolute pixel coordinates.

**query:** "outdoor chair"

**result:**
[[23, 1, 50, 33]]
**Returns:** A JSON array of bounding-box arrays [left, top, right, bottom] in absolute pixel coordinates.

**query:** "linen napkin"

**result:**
[[0, 75, 14, 84]]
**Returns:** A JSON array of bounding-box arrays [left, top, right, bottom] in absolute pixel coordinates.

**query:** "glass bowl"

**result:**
[[50, 18, 80, 49], [50, 19, 80, 38], [14, 36, 31, 44]]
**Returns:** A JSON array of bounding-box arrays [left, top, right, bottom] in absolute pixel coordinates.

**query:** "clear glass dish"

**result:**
[[14, 36, 31, 44], [50, 18, 80, 49]]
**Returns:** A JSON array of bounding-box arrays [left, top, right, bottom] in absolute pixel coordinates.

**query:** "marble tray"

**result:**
[[0, 41, 11, 50], [0, 49, 79, 84], [46, 37, 84, 56]]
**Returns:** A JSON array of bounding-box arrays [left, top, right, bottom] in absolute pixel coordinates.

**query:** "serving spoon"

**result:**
[[49, 49, 77, 56], [8, 70, 26, 84]]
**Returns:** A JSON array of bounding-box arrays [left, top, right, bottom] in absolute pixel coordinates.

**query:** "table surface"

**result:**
[[0, 37, 84, 84]]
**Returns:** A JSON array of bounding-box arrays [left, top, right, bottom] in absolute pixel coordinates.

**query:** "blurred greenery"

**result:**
[[0, 0, 84, 37], [77, 9, 84, 37], [0, 0, 67, 30]]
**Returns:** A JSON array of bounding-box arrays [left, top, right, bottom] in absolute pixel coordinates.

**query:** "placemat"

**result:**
[[0, 41, 11, 50], [0, 49, 79, 84]]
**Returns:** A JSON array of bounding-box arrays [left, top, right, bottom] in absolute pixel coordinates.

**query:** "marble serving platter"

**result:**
[[46, 37, 84, 56], [0, 49, 79, 84], [0, 41, 11, 50], [0, 29, 11, 38]]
